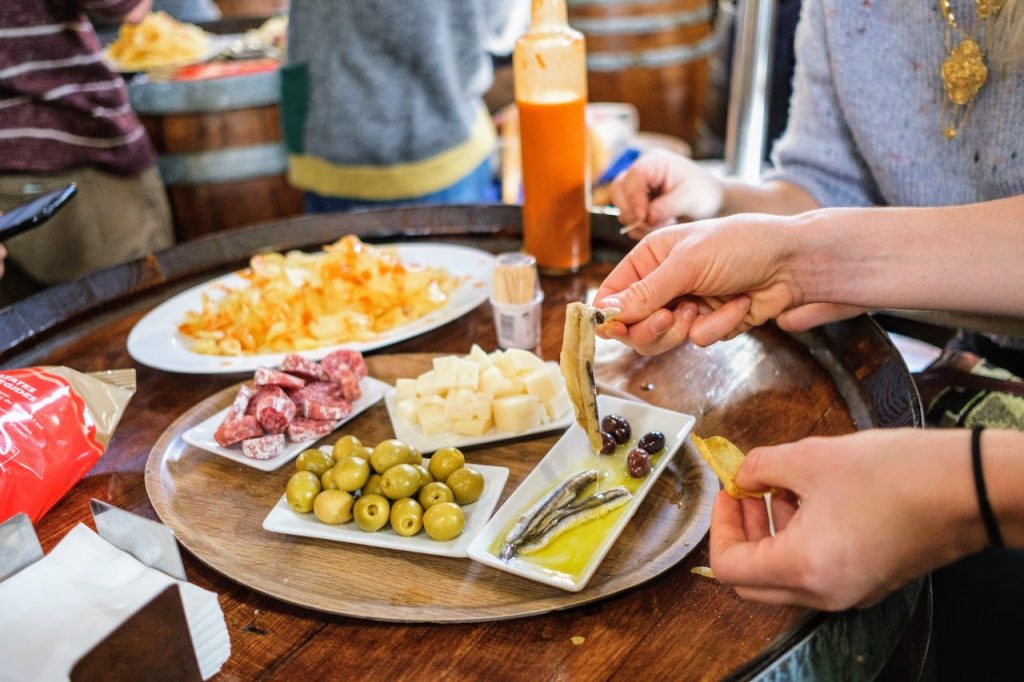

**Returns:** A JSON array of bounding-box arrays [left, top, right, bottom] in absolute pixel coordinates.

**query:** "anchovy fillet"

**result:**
[[500, 469, 599, 560], [515, 487, 632, 556], [560, 302, 619, 452]]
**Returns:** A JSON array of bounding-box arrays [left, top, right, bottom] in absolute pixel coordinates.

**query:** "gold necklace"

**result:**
[[938, 0, 1004, 139]]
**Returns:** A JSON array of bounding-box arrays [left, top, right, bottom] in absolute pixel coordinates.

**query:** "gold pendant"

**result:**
[[941, 38, 988, 106]]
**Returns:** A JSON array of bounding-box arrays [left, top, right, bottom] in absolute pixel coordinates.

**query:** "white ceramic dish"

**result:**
[[182, 376, 389, 472], [262, 453, 509, 558], [382, 386, 574, 455], [127, 243, 495, 374], [466, 395, 696, 592]]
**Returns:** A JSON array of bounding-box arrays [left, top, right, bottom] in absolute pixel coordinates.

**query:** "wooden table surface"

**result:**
[[0, 206, 926, 681]]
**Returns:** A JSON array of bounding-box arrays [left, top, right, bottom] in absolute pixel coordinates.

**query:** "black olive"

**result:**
[[601, 414, 631, 444], [599, 430, 617, 455], [627, 448, 652, 478], [637, 431, 666, 454]]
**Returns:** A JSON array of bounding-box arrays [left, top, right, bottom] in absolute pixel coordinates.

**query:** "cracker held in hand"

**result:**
[[559, 302, 619, 452], [691, 434, 764, 499]]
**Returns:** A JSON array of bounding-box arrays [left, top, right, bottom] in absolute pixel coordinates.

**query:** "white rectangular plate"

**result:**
[[262, 456, 509, 558], [466, 395, 696, 592], [182, 376, 389, 472], [383, 389, 574, 455], [126, 243, 494, 374]]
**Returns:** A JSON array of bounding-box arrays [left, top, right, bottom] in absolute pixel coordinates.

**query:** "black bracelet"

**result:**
[[971, 426, 1005, 548]]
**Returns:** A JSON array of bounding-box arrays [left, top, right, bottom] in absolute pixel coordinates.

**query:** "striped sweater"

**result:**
[[0, 0, 154, 175]]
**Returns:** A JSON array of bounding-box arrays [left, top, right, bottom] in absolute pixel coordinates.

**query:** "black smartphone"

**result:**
[[0, 183, 78, 241]]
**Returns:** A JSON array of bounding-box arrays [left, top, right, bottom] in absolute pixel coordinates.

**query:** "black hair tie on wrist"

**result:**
[[971, 426, 1005, 548]]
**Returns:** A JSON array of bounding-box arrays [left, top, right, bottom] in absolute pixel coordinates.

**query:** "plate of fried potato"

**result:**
[[127, 238, 495, 374], [103, 12, 217, 73]]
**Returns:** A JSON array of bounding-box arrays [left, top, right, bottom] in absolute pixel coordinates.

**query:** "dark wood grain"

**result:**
[[0, 206, 924, 680]]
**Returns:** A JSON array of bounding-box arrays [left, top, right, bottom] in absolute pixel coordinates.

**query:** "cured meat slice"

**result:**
[[242, 433, 286, 460], [280, 353, 330, 382], [214, 414, 263, 447], [223, 384, 253, 422], [252, 385, 297, 435], [254, 366, 306, 390], [300, 382, 353, 421], [325, 361, 361, 401], [323, 349, 367, 380], [286, 417, 337, 443]]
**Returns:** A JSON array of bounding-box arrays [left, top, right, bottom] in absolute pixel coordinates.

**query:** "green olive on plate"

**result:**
[[331, 435, 362, 463], [296, 448, 334, 477], [321, 467, 338, 490], [380, 463, 421, 500], [428, 446, 465, 483], [418, 481, 454, 510], [286, 471, 321, 513], [354, 494, 390, 532], [412, 464, 433, 488], [371, 439, 412, 473], [314, 489, 354, 524], [390, 498, 424, 537], [446, 466, 484, 505], [331, 455, 370, 492], [361, 473, 383, 497], [406, 445, 423, 467], [423, 502, 464, 541]]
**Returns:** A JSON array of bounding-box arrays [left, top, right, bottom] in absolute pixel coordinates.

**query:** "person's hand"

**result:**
[[0, 243, 6, 280], [710, 429, 985, 611], [595, 215, 803, 353], [609, 149, 724, 239]]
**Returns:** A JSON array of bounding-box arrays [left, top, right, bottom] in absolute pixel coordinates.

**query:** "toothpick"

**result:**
[[619, 221, 645, 235]]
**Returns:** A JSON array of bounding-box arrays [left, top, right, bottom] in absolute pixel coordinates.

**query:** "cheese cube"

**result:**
[[522, 365, 561, 402], [444, 388, 492, 421], [493, 395, 542, 433], [395, 378, 417, 401], [396, 397, 421, 424], [479, 366, 520, 398], [507, 348, 545, 375], [418, 404, 449, 436], [456, 359, 480, 389], [453, 415, 493, 436], [432, 355, 460, 393], [415, 369, 437, 396], [544, 390, 572, 421], [491, 350, 516, 378], [468, 344, 494, 371]]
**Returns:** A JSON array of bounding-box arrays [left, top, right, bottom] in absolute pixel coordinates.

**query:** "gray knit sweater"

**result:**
[[771, 0, 1024, 207]]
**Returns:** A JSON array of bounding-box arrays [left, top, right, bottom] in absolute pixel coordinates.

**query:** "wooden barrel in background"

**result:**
[[213, 0, 287, 18], [569, 0, 721, 149], [129, 70, 303, 242]]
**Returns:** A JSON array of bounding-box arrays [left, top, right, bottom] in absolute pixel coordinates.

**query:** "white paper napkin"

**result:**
[[0, 524, 230, 681]]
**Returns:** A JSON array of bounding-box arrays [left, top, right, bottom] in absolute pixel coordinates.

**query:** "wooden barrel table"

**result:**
[[569, 0, 722, 146], [0, 206, 929, 680], [129, 68, 304, 242]]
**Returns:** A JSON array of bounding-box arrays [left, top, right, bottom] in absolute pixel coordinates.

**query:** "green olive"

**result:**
[[353, 494, 390, 532], [423, 502, 464, 541], [313, 489, 354, 524], [380, 463, 421, 500], [321, 466, 338, 490], [406, 446, 423, 467], [412, 464, 433, 488], [445, 466, 485, 505], [331, 455, 370, 492], [362, 473, 383, 497], [427, 446, 465, 483], [286, 471, 321, 513], [370, 439, 412, 473], [354, 445, 375, 460], [418, 481, 454, 510], [389, 498, 423, 537], [331, 435, 363, 463], [296, 448, 334, 477]]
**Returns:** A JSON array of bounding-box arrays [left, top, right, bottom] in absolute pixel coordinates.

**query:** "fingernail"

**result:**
[[681, 303, 697, 321], [651, 310, 673, 334], [601, 297, 621, 311]]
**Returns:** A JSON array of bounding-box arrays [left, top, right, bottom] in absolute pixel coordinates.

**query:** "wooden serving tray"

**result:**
[[146, 353, 716, 622]]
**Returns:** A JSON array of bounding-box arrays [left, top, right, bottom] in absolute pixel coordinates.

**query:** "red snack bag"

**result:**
[[0, 367, 135, 523]]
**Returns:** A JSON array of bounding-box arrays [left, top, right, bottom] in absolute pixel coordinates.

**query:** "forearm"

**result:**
[[719, 179, 820, 217], [791, 195, 1024, 316]]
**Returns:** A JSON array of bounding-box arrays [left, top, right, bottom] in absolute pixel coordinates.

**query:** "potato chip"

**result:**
[[177, 235, 461, 356], [107, 12, 209, 71], [691, 434, 763, 499]]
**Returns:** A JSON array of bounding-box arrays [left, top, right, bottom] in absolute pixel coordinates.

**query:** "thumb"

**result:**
[[734, 443, 810, 497], [603, 261, 690, 324]]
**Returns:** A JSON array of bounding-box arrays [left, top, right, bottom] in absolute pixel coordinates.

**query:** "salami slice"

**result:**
[[325, 361, 361, 401], [223, 384, 254, 422], [287, 417, 338, 443], [323, 349, 368, 380], [214, 414, 263, 447], [280, 354, 330, 382], [300, 382, 353, 421], [246, 385, 285, 416], [253, 388, 297, 435], [242, 433, 286, 460], [254, 366, 306, 390]]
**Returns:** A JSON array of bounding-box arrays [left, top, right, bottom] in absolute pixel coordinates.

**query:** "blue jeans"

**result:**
[[304, 159, 496, 214]]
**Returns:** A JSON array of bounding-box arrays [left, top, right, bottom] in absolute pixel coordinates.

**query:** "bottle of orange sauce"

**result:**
[[514, 0, 589, 274]]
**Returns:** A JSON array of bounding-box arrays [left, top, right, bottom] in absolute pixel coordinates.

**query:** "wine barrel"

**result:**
[[129, 69, 303, 242], [569, 0, 722, 147]]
